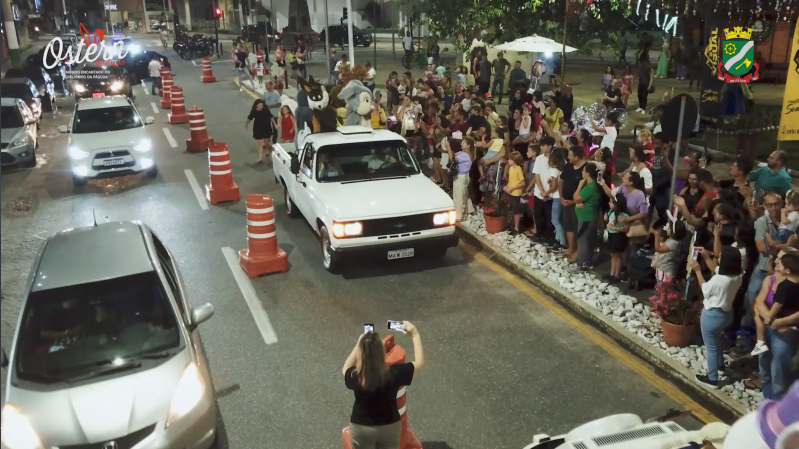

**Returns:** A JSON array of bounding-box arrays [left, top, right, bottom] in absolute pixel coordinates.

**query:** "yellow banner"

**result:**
[[778, 18, 799, 141]]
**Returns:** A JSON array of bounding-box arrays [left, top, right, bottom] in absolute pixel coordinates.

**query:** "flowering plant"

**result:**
[[652, 281, 702, 326], [340, 63, 367, 83], [482, 194, 510, 218]]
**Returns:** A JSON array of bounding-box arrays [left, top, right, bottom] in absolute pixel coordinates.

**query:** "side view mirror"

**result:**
[[1, 348, 8, 369], [290, 154, 300, 175], [57, 125, 69, 133], [144, 116, 155, 125], [190, 303, 214, 329]]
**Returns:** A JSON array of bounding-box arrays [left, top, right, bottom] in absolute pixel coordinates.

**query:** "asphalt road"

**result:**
[[1, 38, 706, 449]]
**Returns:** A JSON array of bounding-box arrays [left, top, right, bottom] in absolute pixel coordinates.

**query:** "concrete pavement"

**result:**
[[0, 38, 715, 449]]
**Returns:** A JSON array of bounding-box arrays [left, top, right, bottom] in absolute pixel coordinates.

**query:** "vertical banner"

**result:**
[[699, 2, 724, 122], [778, 18, 799, 141]]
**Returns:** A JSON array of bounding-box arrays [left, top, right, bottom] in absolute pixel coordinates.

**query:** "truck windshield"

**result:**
[[316, 141, 419, 182]]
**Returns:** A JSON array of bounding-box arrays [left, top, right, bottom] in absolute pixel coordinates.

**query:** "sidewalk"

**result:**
[[456, 214, 758, 418]]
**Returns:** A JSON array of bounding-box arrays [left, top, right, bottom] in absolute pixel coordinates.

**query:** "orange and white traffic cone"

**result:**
[[186, 106, 214, 153], [160, 77, 173, 109], [201, 56, 216, 83], [342, 335, 422, 449], [159, 67, 170, 98], [205, 142, 240, 204], [239, 195, 289, 277], [168, 86, 189, 124]]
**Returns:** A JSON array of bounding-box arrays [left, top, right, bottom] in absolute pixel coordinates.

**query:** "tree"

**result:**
[[416, 0, 635, 53]]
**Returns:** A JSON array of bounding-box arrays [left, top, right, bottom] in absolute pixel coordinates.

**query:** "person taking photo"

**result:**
[[342, 322, 425, 449]]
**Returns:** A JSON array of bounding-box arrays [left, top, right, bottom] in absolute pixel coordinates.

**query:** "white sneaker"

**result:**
[[751, 342, 770, 356]]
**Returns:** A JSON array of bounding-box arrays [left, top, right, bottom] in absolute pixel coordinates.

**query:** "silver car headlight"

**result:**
[[166, 362, 205, 428], [68, 146, 90, 160], [74, 84, 86, 93], [110, 80, 124, 91], [133, 139, 152, 152], [10, 135, 30, 147], [1, 404, 44, 449]]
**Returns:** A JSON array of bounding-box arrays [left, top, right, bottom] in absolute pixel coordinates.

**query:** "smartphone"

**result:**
[[387, 320, 404, 331], [692, 248, 700, 261], [364, 324, 375, 333]]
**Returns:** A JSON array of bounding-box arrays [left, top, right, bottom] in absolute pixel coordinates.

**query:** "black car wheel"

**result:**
[[362, 42, 371, 47], [24, 149, 37, 168], [72, 173, 87, 187]]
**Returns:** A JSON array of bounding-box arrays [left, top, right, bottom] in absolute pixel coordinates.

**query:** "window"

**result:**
[[316, 141, 420, 182], [301, 144, 314, 177], [0, 106, 24, 128], [15, 272, 182, 384], [72, 106, 142, 133], [151, 234, 184, 316], [0, 83, 35, 99]]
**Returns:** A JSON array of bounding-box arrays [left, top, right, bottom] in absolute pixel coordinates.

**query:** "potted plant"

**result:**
[[482, 194, 509, 234], [652, 281, 702, 347]]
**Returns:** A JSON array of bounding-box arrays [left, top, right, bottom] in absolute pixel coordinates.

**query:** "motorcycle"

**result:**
[[178, 35, 216, 60]]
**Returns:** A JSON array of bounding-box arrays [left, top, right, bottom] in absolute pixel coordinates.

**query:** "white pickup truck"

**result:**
[[272, 126, 458, 273]]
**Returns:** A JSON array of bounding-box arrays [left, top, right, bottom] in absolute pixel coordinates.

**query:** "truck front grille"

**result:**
[[360, 213, 437, 237]]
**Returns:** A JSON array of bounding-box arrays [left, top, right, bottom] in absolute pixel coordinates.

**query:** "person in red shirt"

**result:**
[[279, 106, 296, 143], [637, 128, 655, 169]]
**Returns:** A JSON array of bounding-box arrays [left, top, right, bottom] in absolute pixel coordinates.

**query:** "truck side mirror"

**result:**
[[290, 154, 300, 175]]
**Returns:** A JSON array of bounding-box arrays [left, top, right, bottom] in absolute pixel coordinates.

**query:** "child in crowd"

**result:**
[[504, 151, 526, 235], [457, 66, 469, 84], [280, 105, 296, 143], [752, 250, 799, 356], [461, 90, 473, 113], [601, 66, 615, 91], [515, 103, 533, 143], [255, 59, 265, 87], [477, 127, 506, 180], [652, 220, 687, 286], [637, 128, 655, 168], [777, 189, 799, 241], [605, 193, 630, 283]]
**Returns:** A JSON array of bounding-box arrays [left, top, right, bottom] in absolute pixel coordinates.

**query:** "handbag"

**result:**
[[647, 84, 655, 94], [626, 220, 648, 238]]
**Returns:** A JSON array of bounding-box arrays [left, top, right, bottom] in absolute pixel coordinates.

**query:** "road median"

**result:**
[[456, 219, 749, 422]]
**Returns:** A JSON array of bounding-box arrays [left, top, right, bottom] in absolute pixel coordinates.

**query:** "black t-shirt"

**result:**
[[247, 108, 274, 130], [345, 362, 415, 426], [555, 91, 573, 121], [468, 115, 488, 134], [650, 147, 670, 188], [235, 51, 248, 68], [560, 161, 586, 201], [773, 279, 799, 319]]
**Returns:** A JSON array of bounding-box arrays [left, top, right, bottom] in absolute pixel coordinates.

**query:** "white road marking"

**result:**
[[162, 127, 178, 147], [143, 85, 150, 95], [192, 60, 198, 66], [184, 169, 209, 211], [221, 247, 279, 345], [151, 102, 159, 114]]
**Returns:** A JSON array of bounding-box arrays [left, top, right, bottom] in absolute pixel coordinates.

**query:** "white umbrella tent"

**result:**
[[495, 35, 578, 90]]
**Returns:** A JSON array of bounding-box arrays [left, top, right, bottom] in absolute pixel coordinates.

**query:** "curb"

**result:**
[[455, 223, 747, 422]]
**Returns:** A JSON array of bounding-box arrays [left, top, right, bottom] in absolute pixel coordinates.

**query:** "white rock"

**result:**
[[628, 320, 643, 328], [660, 342, 668, 349], [602, 306, 611, 315], [668, 347, 680, 354]]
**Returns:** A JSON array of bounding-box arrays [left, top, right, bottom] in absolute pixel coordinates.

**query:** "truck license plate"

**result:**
[[103, 158, 125, 166], [92, 92, 105, 98], [387, 248, 414, 260]]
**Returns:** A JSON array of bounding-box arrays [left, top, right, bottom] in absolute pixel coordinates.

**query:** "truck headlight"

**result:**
[[10, 135, 29, 147], [133, 139, 152, 152], [1, 404, 44, 449], [110, 80, 124, 91], [166, 363, 205, 428], [74, 84, 86, 93], [332, 221, 362, 238], [68, 146, 90, 159], [433, 210, 456, 226]]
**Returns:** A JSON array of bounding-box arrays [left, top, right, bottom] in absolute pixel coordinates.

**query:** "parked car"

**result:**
[[272, 126, 457, 273], [3, 67, 56, 112], [280, 26, 320, 45], [0, 221, 218, 449], [319, 24, 372, 47], [73, 64, 134, 100], [0, 98, 39, 168], [0, 78, 47, 120], [124, 50, 171, 85], [240, 21, 281, 44], [57, 95, 157, 186], [27, 51, 68, 92]]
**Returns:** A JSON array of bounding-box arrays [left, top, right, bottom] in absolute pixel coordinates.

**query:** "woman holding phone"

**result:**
[[342, 321, 425, 449]]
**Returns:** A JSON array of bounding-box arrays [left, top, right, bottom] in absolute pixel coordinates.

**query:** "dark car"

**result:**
[[72, 64, 134, 100], [241, 22, 281, 44], [28, 50, 68, 92], [280, 27, 319, 46], [319, 25, 372, 47], [125, 50, 171, 84], [4, 67, 56, 111], [0, 78, 48, 121]]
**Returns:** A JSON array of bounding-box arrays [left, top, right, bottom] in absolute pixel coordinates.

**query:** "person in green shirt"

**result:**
[[748, 150, 793, 202], [570, 163, 600, 272]]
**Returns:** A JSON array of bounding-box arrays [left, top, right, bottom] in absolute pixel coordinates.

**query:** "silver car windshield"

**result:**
[[1, 106, 24, 128], [73, 106, 141, 133], [316, 141, 419, 183], [15, 272, 181, 384]]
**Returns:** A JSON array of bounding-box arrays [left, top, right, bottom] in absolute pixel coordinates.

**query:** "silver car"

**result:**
[[1, 221, 218, 449], [1, 98, 39, 168]]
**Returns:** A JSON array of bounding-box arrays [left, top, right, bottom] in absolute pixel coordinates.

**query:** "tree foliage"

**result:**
[[414, 0, 640, 54]]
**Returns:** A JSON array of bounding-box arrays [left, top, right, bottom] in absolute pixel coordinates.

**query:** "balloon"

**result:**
[[571, 106, 588, 128], [614, 109, 628, 129], [586, 103, 607, 126], [532, 60, 546, 78]]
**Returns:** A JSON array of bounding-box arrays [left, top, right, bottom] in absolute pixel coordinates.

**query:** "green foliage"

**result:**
[[412, 0, 636, 54]]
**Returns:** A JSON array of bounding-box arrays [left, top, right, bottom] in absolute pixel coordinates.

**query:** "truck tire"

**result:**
[[427, 247, 448, 259], [284, 186, 301, 218], [320, 226, 341, 273]]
